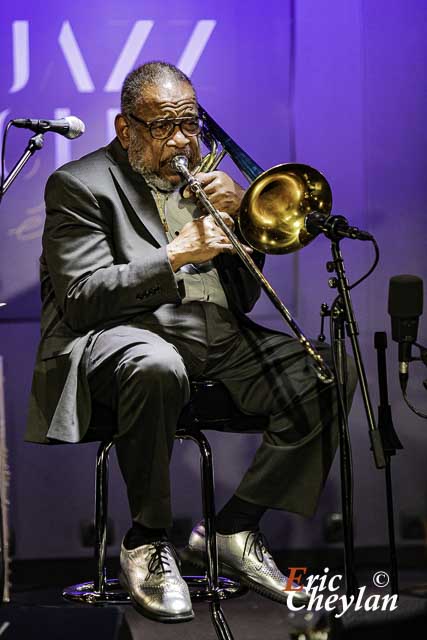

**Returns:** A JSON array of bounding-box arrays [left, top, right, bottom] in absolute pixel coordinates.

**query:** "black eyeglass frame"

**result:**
[[128, 113, 202, 140]]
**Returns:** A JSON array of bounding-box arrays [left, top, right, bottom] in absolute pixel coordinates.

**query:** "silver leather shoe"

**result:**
[[120, 540, 194, 622], [183, 521, 309, 605]]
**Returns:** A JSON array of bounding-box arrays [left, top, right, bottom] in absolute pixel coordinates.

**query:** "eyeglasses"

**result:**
[[129, 113, 202, 140]]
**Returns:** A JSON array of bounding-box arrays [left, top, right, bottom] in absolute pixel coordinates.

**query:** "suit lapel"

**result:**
[[107, 138, 167, 248]]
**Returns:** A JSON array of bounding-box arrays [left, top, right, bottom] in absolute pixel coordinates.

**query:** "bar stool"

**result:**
[[62, 380, 267, 639]]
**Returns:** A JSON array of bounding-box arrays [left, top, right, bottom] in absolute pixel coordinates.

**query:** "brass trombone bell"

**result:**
[[239, 163, 333, 254]]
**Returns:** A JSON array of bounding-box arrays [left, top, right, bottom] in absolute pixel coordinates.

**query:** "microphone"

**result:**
[[11, 116, 85, 139], [305, 212, 373, 241], [388, 274, 423, 392]]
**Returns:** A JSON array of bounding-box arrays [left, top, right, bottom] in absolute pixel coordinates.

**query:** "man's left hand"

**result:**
[[183, 171, 245, 216]]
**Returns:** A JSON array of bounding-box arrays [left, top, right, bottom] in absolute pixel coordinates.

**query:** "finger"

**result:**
[[218, 211, 234, 228], [200, 181, 220, 198], [195, 172, 217, 187], [204, 189, 223, 203], [204, 212, 233, 230], [214, 240, 252, 255], [211, 242, 235, 253], [220, 242, 252, 254], [183, 173, 217, 199], [208, 193, 241, 217], [208, 216, 234, 234]]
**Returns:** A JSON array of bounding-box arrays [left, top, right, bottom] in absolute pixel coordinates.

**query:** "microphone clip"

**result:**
[[305, 212, 373, 242]]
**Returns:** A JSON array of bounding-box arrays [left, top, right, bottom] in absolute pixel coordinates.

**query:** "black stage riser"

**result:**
[[0, 605, 129, 640], [329, 595, 427, 639]]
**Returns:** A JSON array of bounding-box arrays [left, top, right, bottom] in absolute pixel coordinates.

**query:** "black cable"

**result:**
[[398, 344, 427, 419], [402, 391, 427, 419], [325, 237, 378, 499], [414, 342, 427, 367], [329, 295, 354, 528], [348, 237, 380, 290], [0, 120, 13, 204], [329, 296, 353, 441]]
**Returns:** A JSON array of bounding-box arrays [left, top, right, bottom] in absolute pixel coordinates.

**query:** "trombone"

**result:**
[[171, 106, 335, 384]]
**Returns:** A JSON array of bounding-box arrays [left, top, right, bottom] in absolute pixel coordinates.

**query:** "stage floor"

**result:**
[[3, 557, 427, 639]]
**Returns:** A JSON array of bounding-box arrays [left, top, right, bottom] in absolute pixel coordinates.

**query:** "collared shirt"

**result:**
[[150, 186, 229, 309]]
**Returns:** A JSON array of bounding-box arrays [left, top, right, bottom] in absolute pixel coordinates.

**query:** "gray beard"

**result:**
[[128, 155, 178, 192], [137, 165, 179, 192], [127, 134, 184, 192]]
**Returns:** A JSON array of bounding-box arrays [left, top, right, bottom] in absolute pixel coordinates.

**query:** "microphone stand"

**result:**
[[320, 238, 386, 597], [0, 132, 45, 604], [1, 133, 44, 198], [374, 331, 403, 595]]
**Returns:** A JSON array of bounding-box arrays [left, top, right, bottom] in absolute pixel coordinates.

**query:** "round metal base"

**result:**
[[63, 579, 131, 605], [63, 575, 247, 605], [183, 575, 248, 601]]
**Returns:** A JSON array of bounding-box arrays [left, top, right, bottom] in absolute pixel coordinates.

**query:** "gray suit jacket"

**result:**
[[26, 139, 264, 444]]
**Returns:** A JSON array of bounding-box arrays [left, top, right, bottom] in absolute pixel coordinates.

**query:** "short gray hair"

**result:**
[[121, 61, 194, 115]]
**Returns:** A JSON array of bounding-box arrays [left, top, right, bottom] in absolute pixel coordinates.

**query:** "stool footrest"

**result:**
[[183, 575, 248, 601], [63, 575, 247, 605], [63, 579, 131, 605]]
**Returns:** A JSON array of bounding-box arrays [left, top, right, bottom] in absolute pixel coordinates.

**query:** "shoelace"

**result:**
[[242, 530, 272, 563], [146, 541, 178, 576]]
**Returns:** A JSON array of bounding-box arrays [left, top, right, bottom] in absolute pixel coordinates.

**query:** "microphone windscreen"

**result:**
[[65, 116, 85, 139], [388, 275, 423, 318]]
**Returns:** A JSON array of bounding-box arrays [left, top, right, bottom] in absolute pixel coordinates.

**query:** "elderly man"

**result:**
[[27, 61, 356, 622]]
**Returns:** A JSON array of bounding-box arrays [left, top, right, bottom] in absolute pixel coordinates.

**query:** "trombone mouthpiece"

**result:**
[[171, 155, 189, 172]]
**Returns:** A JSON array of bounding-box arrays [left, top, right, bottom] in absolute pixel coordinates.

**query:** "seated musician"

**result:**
[[26, 61, 357, 622]]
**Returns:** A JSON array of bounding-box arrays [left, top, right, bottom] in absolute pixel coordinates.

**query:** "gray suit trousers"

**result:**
[[83, 302, 357, 529]]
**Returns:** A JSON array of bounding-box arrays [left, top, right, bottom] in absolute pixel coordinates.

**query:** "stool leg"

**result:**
[[63, 439, 131, 604], [210, 601, 234, 640], [192, 430, 219, 592], [190, 431, 234, 640], [94, 440, 114, 596]]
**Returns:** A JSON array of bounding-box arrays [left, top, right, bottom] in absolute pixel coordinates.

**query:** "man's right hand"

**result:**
[[166, 213, 251, 272]]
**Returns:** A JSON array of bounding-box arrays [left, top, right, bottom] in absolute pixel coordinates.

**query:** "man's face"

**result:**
[[117, 79, 201, 190]]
